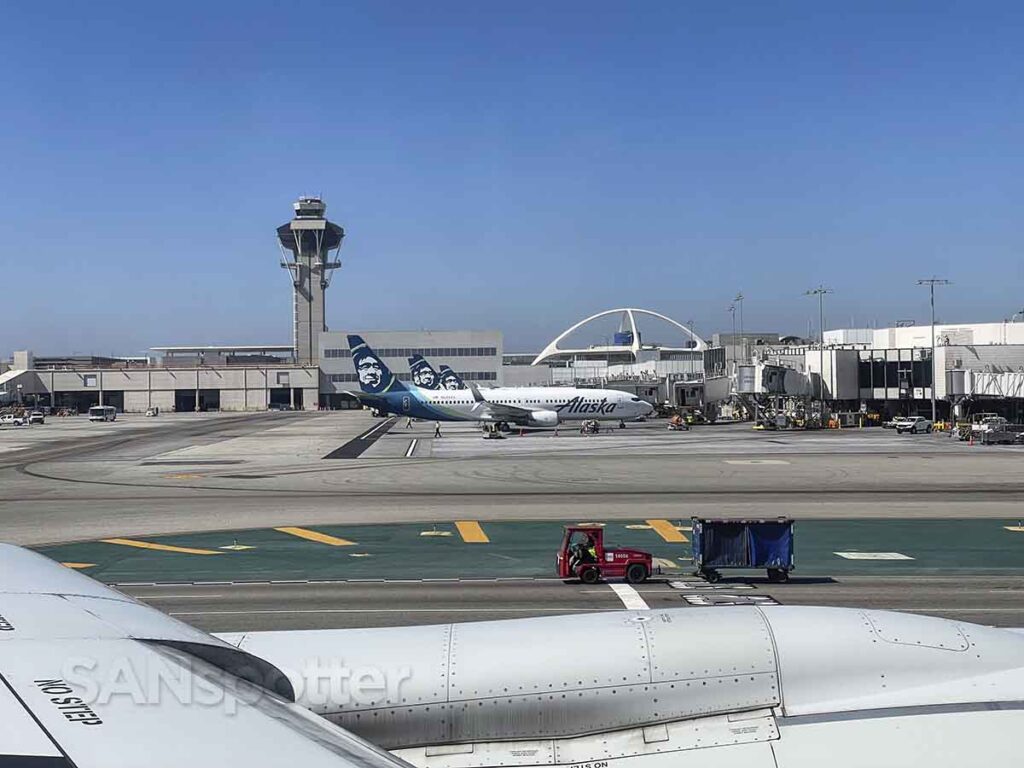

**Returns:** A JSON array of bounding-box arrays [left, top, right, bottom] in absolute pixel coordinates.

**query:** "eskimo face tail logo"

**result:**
[[348, 335, 396, 395], [438, 365, 466, 390], [409, 355, 439, 389], [555, 396, 617, 415]]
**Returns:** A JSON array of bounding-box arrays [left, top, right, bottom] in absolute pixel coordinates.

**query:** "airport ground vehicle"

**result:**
[[556, 525, 652, 584], [667, 414, 689, 431], [692, 517, 794, 583], [28, 411, 44, 424], [580, 419, 600, 434], [145, 406, 160, 416], [87, 405, 117, 422], [896, 416, 933, 434], [0, 413, 26, 426], [883, 416, 914, 429]]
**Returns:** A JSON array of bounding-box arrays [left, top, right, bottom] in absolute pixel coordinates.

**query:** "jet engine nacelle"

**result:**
[[525, 410, 559, 427]]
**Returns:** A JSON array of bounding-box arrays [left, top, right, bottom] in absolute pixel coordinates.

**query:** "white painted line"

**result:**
[[724, 459, 791, 465], [361, 419, 394, 440], [609, 583, 649, 610], [405, 439, 418, 458], [834, 551, 914, 560]]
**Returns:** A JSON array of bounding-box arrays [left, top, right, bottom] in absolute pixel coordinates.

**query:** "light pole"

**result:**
[[728, 304, 737, 367], [917, 278, 951, 424], [734, 292, 745, 363], [804, 286, 833, 404], [687, 319, 696, 379]]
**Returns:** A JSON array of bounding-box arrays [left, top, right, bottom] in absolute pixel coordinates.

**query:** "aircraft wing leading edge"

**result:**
[[0, 544, 415, 768]]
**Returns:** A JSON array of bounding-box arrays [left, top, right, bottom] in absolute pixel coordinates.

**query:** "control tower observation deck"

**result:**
[[277, 197, 345, 366]]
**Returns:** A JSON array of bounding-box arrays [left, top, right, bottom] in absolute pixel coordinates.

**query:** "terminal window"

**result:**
[[323, 347, 497, 359]]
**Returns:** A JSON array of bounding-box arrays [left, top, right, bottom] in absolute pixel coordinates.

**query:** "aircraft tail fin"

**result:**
[[347, 335, 406, 394], [438, 365, 468, 390], [408, 354, 441, 390]]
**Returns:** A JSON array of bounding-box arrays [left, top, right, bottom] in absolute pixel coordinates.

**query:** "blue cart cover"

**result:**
[[692, 518, 794, 570]]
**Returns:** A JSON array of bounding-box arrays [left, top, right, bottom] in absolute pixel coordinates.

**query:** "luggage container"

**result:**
[[691, 517, 794, 582]]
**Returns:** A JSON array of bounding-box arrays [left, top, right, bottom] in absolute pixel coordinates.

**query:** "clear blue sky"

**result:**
[[1, 2, 1021, 356]]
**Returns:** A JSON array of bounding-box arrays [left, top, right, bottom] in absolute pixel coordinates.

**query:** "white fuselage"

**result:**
[[392, 385, 653, 425]]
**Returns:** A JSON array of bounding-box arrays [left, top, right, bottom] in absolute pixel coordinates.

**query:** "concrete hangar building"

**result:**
[[0, 197, 504, 412]]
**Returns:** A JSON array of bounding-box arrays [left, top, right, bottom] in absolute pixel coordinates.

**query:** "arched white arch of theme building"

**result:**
[[531, 308, 708, 366]]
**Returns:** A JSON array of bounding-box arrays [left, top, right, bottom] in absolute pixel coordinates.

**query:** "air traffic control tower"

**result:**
[[277, 197, 345, 365]]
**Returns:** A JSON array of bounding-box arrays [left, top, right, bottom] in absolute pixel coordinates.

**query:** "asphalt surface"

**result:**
[[117, 575, 1024, 632], [3, 411, 1024, 630]]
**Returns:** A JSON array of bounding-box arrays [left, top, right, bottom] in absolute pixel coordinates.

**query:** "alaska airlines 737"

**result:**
[[349, 335, 652, 427]]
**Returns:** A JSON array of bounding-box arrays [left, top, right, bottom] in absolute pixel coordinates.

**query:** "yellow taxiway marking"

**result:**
[[101, 538, 221, 555], [646, 519, 689, 543], [1005, 526, 1024, 532], [455, 521, 490, 543], [274, 527, 356, 547], [61, 562, 96, 569]]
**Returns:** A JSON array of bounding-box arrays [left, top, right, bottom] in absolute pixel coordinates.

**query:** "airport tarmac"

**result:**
[[3, 410, 1023, 631]]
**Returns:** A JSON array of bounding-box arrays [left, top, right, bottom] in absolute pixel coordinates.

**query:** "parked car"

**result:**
[[883, 416, 914, 429], [28, 411, 44, 424], [896, 416, 933, 434], [0, 414, 27, 426]]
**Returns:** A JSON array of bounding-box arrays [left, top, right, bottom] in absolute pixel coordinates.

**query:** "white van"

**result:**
[[88, 405, 117, 422]]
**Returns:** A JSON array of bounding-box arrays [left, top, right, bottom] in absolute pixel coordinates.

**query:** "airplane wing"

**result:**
[[0, 544, 415, 768], [465, 382, 541, 422]]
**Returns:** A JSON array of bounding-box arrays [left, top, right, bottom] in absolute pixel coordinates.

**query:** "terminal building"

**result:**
[[4, 195, 1024, 419], [747, 321, 1024, 420]]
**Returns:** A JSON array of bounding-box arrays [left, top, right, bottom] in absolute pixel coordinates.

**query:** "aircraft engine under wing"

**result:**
[[224, 607, 1024, 768], [0, 544, 416, 768]]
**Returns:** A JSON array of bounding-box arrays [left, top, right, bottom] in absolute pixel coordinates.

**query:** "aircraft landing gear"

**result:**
[[482, 423, 505, 440]]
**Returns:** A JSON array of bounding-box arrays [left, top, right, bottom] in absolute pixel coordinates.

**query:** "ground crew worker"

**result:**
[[434, 421, 442, 438], [406, 417, 414, 429]]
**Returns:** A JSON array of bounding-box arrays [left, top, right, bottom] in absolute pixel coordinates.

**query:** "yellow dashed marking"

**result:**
[[646, 519, 689, 543], [61, 562, 96, 569], [274, 527, 356, 547], [455, 521, 489, 543], [101, 538, 221, 555]]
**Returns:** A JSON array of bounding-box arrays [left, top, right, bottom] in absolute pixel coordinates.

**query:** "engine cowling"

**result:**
[[525, 409, 559, 427]]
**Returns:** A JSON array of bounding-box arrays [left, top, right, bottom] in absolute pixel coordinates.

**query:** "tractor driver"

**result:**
[[569, 533, 598, 571]]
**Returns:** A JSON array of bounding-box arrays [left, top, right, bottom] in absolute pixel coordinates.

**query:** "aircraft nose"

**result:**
[[642, 400, 654, 415]]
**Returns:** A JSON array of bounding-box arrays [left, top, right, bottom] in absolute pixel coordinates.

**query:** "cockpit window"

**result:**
[[630, 397, 642, 402]]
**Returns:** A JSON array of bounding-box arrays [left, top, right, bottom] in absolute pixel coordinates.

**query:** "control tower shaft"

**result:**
[[277, 197, 344, 366]]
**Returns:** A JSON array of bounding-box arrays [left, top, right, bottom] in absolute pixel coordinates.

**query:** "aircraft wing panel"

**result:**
[[0, 544, 418, 768], [0, 638, 413, 768]]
